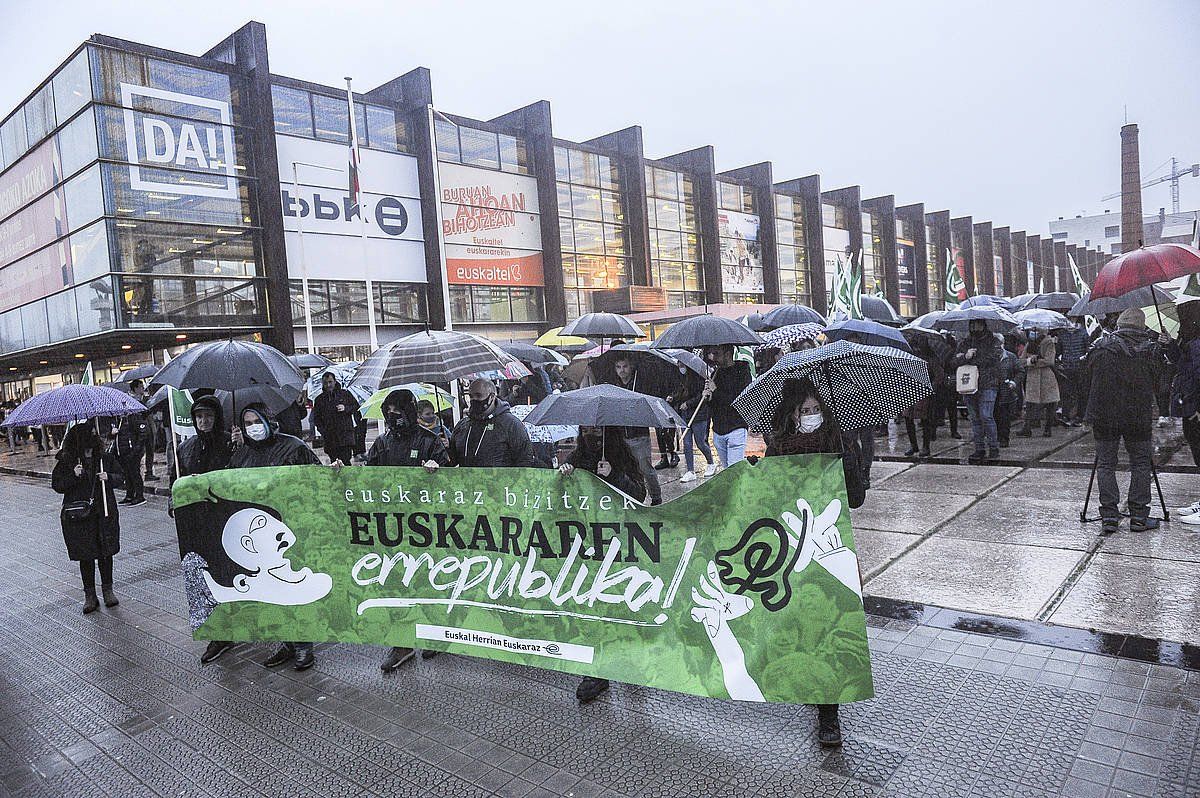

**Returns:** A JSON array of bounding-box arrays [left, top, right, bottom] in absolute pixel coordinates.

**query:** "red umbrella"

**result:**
[[1092, 244, 1200, 298]]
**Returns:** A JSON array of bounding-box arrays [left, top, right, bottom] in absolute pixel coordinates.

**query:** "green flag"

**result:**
[[831, 252, 863, 319], [174, 456, 874, 705], [944, 248, 966, 310]]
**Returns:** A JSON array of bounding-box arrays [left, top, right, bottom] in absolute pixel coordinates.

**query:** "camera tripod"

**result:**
[[1078, 452, 1171, 523]]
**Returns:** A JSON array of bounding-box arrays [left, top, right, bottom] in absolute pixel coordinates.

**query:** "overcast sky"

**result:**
[[2, 0, 1196, 235]]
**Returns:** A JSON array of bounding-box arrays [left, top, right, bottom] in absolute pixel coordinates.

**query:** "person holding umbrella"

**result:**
[[449, 378, 541, 468], [675, 365, 716, 483], [313, 372, 359, 466], [1016, 326, 1060, 440], [951, 319, 1005, 463], [609, 355, 663, 504], [702, 345, 753, 472], [52, 419, 125, 614], [228, 403, 323, 670]]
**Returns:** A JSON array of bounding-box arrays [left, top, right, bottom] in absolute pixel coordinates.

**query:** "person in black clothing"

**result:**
[[559, 425, 647, 704], [132, 381, 159, 482], [51, 420, 125, 614], [312, 372, 358, 465], [654, 366, 684, 470], [449, 378, 540, 468], [228, 404, 323, 670], [174, 395, 238, 664], [901, 330, 946, 458], [952, 320, 1004, 463], [675, 367, 715, 483], [763, 378, 868, 747], [276, 390, 306, 439], [935, 331, 961, 439], [1084, 308, 1170, 534], [610, 357, 662, 504], [361, 389, 451, 673], [509, 365, 549, 406], [995, 335, 1025, 448], [702, 345, 753, 471], [116, 381, 149, 506]]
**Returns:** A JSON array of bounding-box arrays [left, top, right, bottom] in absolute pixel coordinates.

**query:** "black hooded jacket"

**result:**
[[365, 390, 450, 467], [312, 384, 359, 450], [228, 405, 322, 469], [449, 399, 540, 467], [177, 395, 231, 477], [1085, 327, 1166, 440]]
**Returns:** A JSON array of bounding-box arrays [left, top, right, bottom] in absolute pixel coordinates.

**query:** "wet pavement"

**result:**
[[0, 474, 1198, 798]]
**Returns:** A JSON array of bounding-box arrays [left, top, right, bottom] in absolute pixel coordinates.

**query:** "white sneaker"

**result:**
[[679, 470, 697, 483], [703, 463, 719, 478], [1177, 501, 1200, 516], [1181, 512, 1200, 527]]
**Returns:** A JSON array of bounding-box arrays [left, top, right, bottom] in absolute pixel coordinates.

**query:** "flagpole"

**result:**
[[346, 77, 379, 351], [425, 104, 461, 424], [291, 162, 317, 357]]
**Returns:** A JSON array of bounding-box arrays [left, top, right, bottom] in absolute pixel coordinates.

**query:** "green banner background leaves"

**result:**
[[173, 455, 874, 705]]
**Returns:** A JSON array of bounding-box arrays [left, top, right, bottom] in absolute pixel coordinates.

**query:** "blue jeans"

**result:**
[[965, 388, 999, 454], [713, 427, 747, 468], [683, 414, 714, 471]]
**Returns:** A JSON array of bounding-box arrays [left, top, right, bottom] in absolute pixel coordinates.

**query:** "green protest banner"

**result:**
[[173, 454, 873, 705]]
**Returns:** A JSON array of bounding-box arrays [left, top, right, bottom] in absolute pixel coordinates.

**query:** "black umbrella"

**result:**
[[524, 384, 685, 428], [823, 318, 912, 352], [1070, 285, 1173, 316], [115, 363, 160, 384], [497, 341, 569, 367], [650, 315, 763, 349], [934, 305, 1019, 334], [351, 330, 529, 391], [213, 385, 302, 421], [760, 304, 826, 330], [859, 294, 904, 325], [732, 341, 932, 433], [288, 352, 335, 370], [152, 340, 303, 392], [1024, 291, 1079, 311], [663, 349, 709, 378], [559, 312, 646, 340]]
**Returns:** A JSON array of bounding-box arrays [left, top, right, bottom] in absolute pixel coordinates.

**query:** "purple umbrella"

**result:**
[[1, 384, 147, 427]]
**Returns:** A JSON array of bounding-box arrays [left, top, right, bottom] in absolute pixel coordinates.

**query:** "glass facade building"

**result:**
[[821, 203, 852, 301], [555, 145, 630, 320], [645, 164, 704, 309], [925, 223, 942, 311], [774, 194, 810, 306], [716, 180, 762, 304]]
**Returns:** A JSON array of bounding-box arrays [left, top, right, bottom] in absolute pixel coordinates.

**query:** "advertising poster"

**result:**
[[896, 240, 916, 305], [717, 210, 763, 293], [174, 456, 874, 706], [440, 163, 544, 288]]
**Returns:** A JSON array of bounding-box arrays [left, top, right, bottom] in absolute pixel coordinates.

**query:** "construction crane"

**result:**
[[1102, 157, 1200, 213]]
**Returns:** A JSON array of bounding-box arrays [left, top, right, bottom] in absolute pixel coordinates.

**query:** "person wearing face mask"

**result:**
[[763, 379, 865, 747], [1016, 327, 1059, 440], [227, 404, 322, 671], [558, 425, 646, 704], [359, 389, 450, 672], [52, 419, 126, 614], [951, 319, 1004, 464], [607, 356, 662, 505], [415, 398, 452, 450], [449, 378, 541, 468], [312, 372, 359, 466], [174, 394, 237, 664]]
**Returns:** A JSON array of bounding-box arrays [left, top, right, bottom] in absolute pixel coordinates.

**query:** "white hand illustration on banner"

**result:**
[[781, 498, 863, 602], [690, 561, 765, 702], [202, 509, 333, 606]]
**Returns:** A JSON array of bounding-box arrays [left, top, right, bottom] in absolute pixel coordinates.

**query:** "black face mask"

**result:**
[[468, 398, 492, 419], [385, 410, 410, 430]]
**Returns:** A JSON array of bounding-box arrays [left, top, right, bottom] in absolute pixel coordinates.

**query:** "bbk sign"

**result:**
[[281, 190, 410, 237], [120, 83, 238, 199]]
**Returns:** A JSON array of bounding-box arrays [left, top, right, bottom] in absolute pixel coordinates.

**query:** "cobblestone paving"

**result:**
[[0, 475, 1197, 798]]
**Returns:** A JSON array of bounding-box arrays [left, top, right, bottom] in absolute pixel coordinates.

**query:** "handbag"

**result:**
[[61, 461, 97, 522], [956, 364, 980, 395]]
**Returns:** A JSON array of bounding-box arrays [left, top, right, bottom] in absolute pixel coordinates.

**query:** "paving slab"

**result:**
[[851, 489, 977, 535], [1051, 552, 1200, 643], [864, 460, 913, 486], [853, 528, 920, 577], [866, 537, 1085, 619], [878, 463, 1021, 496], [1101, 522, 1200, 563], [940, 495, 1097, 551]]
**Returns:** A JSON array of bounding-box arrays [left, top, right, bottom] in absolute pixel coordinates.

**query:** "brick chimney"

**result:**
[[1120, 123, 1143, 252]]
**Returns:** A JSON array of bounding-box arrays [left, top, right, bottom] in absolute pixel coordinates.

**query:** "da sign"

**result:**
[[120, 83, 238, 199]]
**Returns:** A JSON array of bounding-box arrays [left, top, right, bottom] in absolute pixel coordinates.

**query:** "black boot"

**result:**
[[201, 641, 235, 664], [293, 645, 315, 671], [101, 585, 119, 608], [381, 646, 416, 672], [817, 704, 842, 747], [83, 590, 99, 615], [263, 643, 294, 668], [576, 677, 610, 705], [652, 458, 671, 470]]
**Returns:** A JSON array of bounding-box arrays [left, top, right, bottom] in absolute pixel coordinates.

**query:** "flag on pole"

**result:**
[[944, 248, 967, 310], [80, 362, 93, 385], [346, 81, 362, 208], [831, 252, 864, 319], [1067, 253, 1098, 333]]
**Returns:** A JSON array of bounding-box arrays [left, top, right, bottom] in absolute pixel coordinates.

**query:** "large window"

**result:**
[[862, 211, 885, 297], [821, 203, 851, 307], [288, 280, 426, 326], [646, 164, 703, 309], [271, 85, 410, 153], [717, 180, 762, 304], [435, 118, 529, 174], [449, 285, 544, 323], [925, 224, 941, 311], [775, 194, 810, 306], [896, 219, 918, 318], [116, 274, 266, 328], [555, 145, 629, 319]]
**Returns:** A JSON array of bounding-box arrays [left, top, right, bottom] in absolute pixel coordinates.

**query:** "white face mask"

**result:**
[[798, 414, 823, 434], [244, 423, 268, 441]]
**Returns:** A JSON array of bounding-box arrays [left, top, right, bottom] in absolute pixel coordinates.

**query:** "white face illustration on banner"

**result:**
[[203, 509, 332, 606]]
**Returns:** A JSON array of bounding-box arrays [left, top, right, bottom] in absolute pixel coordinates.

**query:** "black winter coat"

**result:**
[[709, 361, 753, 435], [312, 388, 358, 450], [178, 431, 232, 477], [952, 333, 1004, 391], [51, 449, 125, 561], [228, 432, 322, 469], [449, 400, 540, 467], [276, 402, 305, 439], [765, 426, 866, 509], [366, 424, 450, 467], [565, 445, 647, 502], [115, 412, 148, 457], [1085, 328, 1166, 440]]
